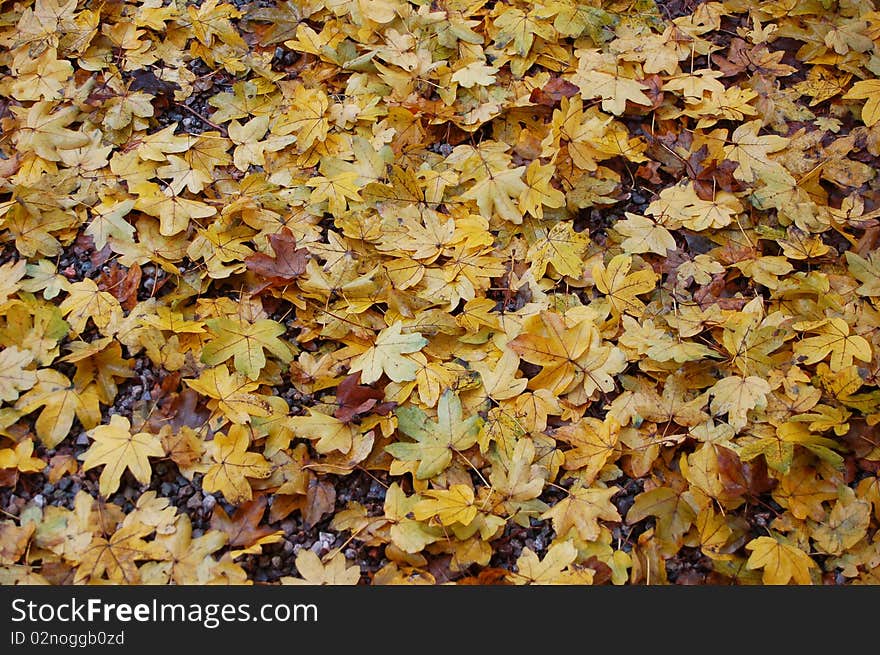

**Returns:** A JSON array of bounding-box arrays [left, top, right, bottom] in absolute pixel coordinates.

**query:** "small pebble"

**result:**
[[367, 480, 386, 500], [75, 433, 90, 445], [202, 494, 216, 512]]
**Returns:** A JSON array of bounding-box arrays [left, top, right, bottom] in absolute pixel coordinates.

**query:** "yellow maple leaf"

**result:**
[[281, 550, 361, 585], [540, 486, 621, 541], [288, 409, 359, 454], [509, 311, 625, 399], [722, 119, 789, 182], [82, 415, 164, 497], [349, 321, 428, 385], [461, 165, 527, 224], [507, 541, 594, 584], [8, 47, 73, 101], [558, 416, 621, 484], [0, 438, 45, 474], [0, 346, 37, 402], [59, 278, 123, 337], [843, 79, 880, 126], [203, 425, 272, 504], [572, 69, 652, 116], [412, 484, 478, 527], [745, 535, 816, 585], [793, 317, 872, 372], [472, 348, 528, 402], [184, 366, 270, 424], [519, 160, 566, 219], [709, 375, 772, 432], [526, 221, 590, 279], [15, 370, 101, 448], [593, 253, 657, 317], [614, 212, 677, 256], [10, 101, 90, 161]]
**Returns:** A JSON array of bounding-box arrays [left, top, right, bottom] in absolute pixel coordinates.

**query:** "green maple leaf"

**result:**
[[386, 390, 481, 479], [201, 318, 293, 380]]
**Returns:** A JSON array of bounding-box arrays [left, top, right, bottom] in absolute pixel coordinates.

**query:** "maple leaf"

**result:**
[[202, 317, 293, 380], [451, 61, 499, 88], [147, 515, 229, 584], [59, 278, 123, 337], [709, 375, 772, 432], [461, 165, 527, 224], [413, 485, 478, 527], [386, 390, 480, 480], [245, 227, 309, 284], [10, 101, 90, 161], [627, 486, 696, 548], [811, 487, 871, 556], [526, 221, 591, 279], [384, 483, 442, 553], [75, 522, 156, 584], [0, 346, 37, 402], [82, 415, 164, 497], [558, 416, 621, 484], [332, 372, 392, 423], [348, 321, 428, 385], [132, 181, 217, 237], [593, 254, 657, 317], [509, 310, 625, 398], [9, 47, 72, 101], [185, 366, 270, 424], [843, 79, 880, 126], [569, 63, 652, 116], [541, 486, 621, 541], [471, 348, 528, 402], [203, 425, 272, 504], [519, 160, 566, 219], [0, 439, 45, 474], [722, 120, 789, 182], [210, 496, 283, 554], [14, 370, 100, 448], [844, 251, 880, 297], [793, 318, 872, 372], [508, 541, 594, 585], [493, 6, 555, 57], [289, 409, 359, 454], [282, 550, 361, 585], [745, 535, 817, 585], [614, 212, 677, 256]]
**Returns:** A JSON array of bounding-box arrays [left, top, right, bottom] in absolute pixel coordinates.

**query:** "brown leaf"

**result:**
[[333, 372, 395, 423], [268, 494, 302, 523], [210, 495, 276, 548], [0, 521, 35, 565], [97, 262, 141, 311], [458, 567, 513, 585], [47, 453, 79, 484], [636, 161, 663, 184], [245, 227, 308, 284], [303, 478, 336, 529], [529, 77, 580, 107]]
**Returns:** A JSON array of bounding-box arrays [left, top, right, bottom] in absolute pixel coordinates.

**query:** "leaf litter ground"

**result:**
[[2, 0, 880, 585]]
